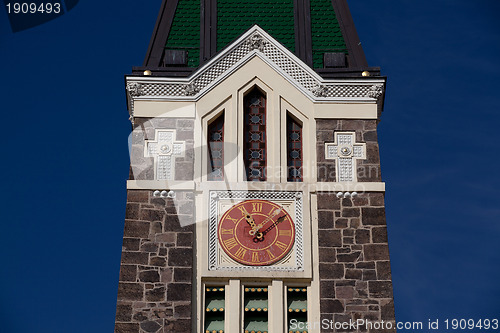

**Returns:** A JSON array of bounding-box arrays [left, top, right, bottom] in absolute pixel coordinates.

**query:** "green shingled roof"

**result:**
[[217, 0, 295, 52], [164, 0, 347, 69], [310, 0, 347, 68], [165, 0, 200, 67]]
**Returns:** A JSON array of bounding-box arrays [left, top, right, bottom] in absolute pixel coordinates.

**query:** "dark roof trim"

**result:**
[[132, 66, 196, 77], [294, 0, 313, 66], [201, 0, 217, 64], [316, 66, 380, 78], [143, 0, 180, 67], [330, 0, 368, 68]]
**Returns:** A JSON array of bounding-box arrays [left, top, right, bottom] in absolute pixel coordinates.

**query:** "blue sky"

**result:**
[[0, 1, 499, 332]]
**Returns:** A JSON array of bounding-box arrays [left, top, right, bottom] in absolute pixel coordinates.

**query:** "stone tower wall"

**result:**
[[316, 119, 395, 333], [115, 116, 196, 333], [115, 190, 195, 333]]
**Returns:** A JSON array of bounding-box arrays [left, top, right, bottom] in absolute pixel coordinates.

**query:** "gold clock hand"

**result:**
[[252, 207, 282, 233], [262, 215, 287, 235], [239, 206, 257, 230]]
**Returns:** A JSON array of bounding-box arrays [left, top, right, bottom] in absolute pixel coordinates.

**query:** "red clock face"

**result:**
[[218, 199, 295, 266]]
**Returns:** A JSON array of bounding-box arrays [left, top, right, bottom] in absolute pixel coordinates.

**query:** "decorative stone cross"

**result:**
[[325, 132, 366, 182], [144, 130, 185, 180]]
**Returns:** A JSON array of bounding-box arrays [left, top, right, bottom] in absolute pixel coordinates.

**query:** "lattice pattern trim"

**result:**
[[126, 26, 385, 116]]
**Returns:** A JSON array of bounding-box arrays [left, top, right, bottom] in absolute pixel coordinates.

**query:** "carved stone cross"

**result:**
[[144, 130, 185, 180], [325, 132, 366, 182]]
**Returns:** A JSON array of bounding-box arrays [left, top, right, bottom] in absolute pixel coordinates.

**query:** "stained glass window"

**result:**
[[244, 88, 267, 181], [287, 114, 303, 182]]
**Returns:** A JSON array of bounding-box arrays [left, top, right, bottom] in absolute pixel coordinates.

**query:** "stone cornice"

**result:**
[[126, 180, 385, 193]]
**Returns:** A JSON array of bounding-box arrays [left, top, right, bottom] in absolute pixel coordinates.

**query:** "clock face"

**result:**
[[218, 199, 295, 266]]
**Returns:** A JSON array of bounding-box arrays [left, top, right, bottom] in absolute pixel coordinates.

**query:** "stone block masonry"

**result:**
[[317, 192, 396, 333], [115, 190, 194, 333]]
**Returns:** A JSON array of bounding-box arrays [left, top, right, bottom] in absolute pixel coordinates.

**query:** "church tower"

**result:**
[[115, 1, 395, 332]]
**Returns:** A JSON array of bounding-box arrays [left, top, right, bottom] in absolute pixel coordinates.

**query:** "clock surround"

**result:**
[[217, 199, 296, 266], [209, 191, 304, 271]]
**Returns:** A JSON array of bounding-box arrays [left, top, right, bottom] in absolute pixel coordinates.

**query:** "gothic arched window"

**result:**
[[243, 88, 267, 181], [287, 113, 303, 182], [207, 112, 224, 181]]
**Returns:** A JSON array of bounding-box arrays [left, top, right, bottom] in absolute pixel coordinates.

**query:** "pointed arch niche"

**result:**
[[243, 86, 267, 181], [207, 111, 225, 181], [200, 97, 233, 183], [280, 98, 312, 183], [237, 79, 279, 183]]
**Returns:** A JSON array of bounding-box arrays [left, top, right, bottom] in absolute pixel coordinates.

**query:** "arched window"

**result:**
[[207, 112, 224, 181], [243, 88, 267, 181], [287, 113, 303, 182]]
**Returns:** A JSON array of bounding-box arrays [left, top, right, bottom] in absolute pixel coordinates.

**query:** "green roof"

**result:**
[[165, 0, 200, 67], [310, 0, 348, 68], [163, 0, 348, 68], [217, 0, 295, 52]]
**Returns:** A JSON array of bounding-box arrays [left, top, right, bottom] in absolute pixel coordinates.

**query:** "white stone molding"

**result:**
[[125, 26, 385, 118], [208, 191, 304, 272], [126, 180, 195, 190], [325, 132, 366, 182], [144, 129, 186, 180], [126, 180, 385, 192]]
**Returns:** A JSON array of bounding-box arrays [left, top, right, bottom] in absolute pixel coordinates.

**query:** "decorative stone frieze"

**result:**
[[183, 83, 199, 96], [246, 33, 267, 52], [127, 82, 144, 97], [366, 84, 384, 99], [125, 26, 385, 119]]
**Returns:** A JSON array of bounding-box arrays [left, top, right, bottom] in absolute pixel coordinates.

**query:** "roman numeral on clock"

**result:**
[[234, 247, 247, 259], [266, 249, 276, 259], [220, 228, 233, 235], [251, 252, 260, 263], [279, 230, 291, 236], [238, 206, 247, 216], [275, 241, 288, 251], [252, 202, 262, 212], [226, 216, 239, 224], [223, 237, 238, 250]]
